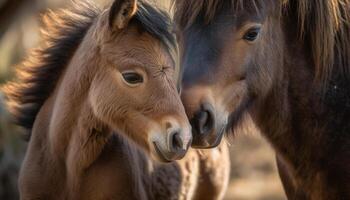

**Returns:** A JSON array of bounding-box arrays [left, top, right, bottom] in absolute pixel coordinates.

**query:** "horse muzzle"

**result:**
[[190, 102, 227, 149], [151, 124, 192, 162]]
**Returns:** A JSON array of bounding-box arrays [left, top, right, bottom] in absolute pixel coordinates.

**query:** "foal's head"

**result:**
[[89, 0, 192, 161], [174, 0, 282, 148], [5, 0, 192, 162]]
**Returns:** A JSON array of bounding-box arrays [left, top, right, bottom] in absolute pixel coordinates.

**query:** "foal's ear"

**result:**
[[109, 0, 137, 30]]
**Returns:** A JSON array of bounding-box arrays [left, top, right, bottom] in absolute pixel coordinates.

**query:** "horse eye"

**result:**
[[122, 72, 143, 85], [243, 27, 261, 42]]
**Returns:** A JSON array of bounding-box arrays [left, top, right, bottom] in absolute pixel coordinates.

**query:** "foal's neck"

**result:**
[[27, 43, 111, 199]]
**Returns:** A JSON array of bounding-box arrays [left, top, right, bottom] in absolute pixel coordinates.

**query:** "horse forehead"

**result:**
[[105, 34, 173, 67], [121, 45, 172, 67]]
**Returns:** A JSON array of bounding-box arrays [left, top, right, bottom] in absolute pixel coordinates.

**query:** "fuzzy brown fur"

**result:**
[[174, 0, 350, 199]]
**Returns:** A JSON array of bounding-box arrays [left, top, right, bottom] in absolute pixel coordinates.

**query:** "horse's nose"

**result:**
[[153, 119, 192, 162], [191, 103, 215, 137], [189, 103, 225, 148], [166, 126, 192, 159]]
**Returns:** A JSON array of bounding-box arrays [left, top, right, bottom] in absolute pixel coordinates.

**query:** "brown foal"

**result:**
[[3, 0, 232, 199]]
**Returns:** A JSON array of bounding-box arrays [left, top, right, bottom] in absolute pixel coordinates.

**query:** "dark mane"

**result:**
[[173, 0, 277, 30], [174, 0, 350, 85], [3, 0, 176, 137], [134, 1, 177, 64], [3, 1, 99, 135], [290, 0, 350, 84]]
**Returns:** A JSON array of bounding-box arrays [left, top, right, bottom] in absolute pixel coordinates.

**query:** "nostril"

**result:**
[[197, 111, 209, 133], [171, 132, 184, 151], [192, 103, 215, 136], [205, 110, 214, 133]]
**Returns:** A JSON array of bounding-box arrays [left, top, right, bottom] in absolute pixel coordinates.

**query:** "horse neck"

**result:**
[[26, 41, 112, 198], [254, 17, 350, 198]]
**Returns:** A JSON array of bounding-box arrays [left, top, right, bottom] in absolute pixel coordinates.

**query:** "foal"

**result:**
[[4, 1, 232, 199], [3, 0, 197, 199]]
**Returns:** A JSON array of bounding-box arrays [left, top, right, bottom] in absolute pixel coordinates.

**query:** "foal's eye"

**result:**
[[122, 72, 144, 85], [243, 27, 261, 42]]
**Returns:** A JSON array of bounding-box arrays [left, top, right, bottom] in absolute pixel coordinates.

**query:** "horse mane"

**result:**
[[173, 0, 277, 29], [3, 1, 99, 135], [292, 0, 350, 84], [133, 1, 177, 65], [3, 0, 176, 137], [173, 0, 350, 85]]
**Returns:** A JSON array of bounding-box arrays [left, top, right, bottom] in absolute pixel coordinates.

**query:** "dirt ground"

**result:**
[[224, 133, 287, 200]]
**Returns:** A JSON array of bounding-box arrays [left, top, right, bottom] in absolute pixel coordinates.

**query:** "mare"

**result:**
[[3, 0, 231, 199], [174, 0, 350, 199]]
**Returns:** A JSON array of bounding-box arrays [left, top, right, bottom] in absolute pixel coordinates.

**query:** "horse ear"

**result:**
[[109, 0, 137, 30]]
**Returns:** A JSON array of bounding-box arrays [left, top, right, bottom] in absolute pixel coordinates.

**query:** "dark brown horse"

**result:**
[[174, 0, 350, 199]]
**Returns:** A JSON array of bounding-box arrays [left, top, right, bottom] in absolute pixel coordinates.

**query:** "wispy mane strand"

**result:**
[[3, 1, 99, 136]]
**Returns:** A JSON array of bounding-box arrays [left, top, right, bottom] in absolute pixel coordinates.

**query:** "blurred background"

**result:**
[[0, 0, 286, 199]]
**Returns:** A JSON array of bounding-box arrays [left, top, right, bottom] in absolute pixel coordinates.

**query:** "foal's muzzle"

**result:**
[[190, 103, 226, 149], [152, 122, 192, 162]]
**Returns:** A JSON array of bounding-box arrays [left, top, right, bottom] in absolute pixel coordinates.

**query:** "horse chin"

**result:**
[[191, 124, 225, 149], [152, 142, 173, 163]]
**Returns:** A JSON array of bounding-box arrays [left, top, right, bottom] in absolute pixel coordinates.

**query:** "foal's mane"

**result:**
[[3, 1, 99, 135], [3, 0, 176, 137], [174, 0, 350, 85]]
